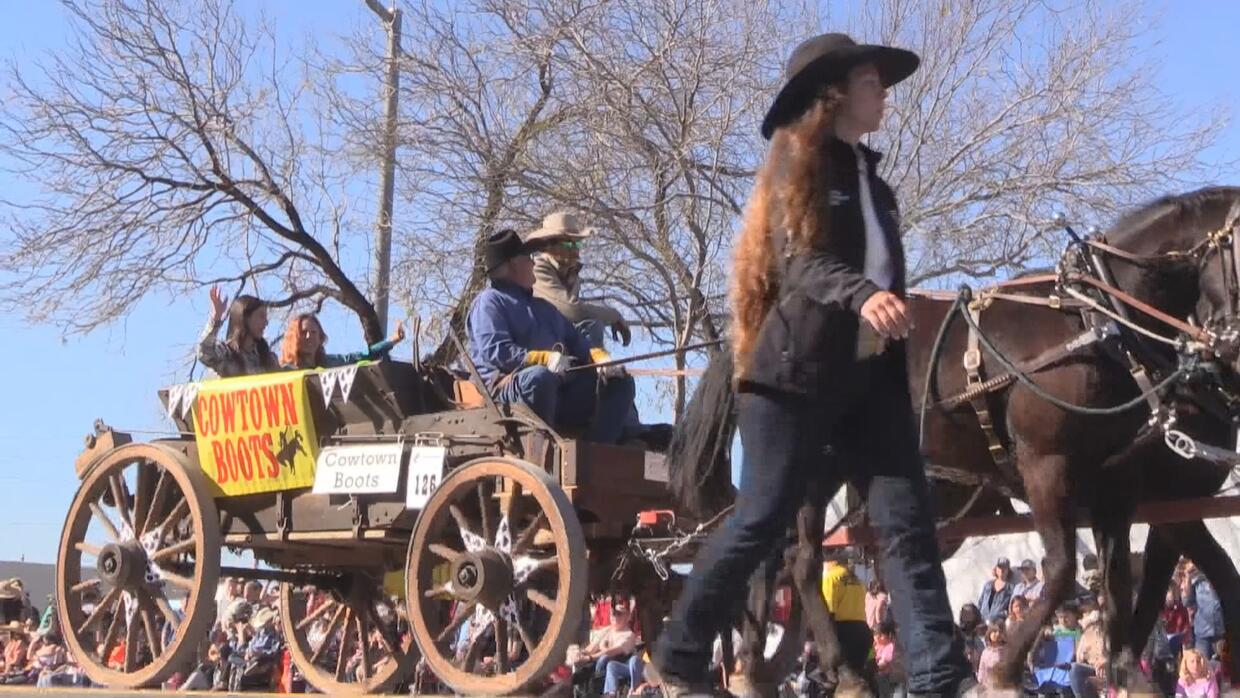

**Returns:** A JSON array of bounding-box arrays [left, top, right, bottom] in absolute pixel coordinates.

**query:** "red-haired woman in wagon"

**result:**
[[279, 313, 406, 369]]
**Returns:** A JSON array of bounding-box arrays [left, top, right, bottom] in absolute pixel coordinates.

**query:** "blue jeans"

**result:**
[[1069, 663, 1099, 698], [655, 356, 970, 693], [496, 365, 635, 444], [597, 654, 643, 694]]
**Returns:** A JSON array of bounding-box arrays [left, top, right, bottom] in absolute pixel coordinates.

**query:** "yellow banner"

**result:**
[[191, 370, 319, 497]]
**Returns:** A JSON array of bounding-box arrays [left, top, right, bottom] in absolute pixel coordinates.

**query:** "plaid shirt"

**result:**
[[197, 314, 277, 378]]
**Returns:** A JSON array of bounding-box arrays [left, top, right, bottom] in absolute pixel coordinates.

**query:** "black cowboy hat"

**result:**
[[761, 33, 919, 140], [484, 228, 529, 272]]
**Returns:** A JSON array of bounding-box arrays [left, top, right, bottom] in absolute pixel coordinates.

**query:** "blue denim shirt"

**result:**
[[1186, 574, 1224, 639], [467, 280, 592, 385], [977, 580, 1013, 623]]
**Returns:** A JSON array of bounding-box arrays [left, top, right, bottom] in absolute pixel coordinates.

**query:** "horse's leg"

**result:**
[[789, 499, 870, 696], [1129, 524, 1179, 664], [1159, 520, 1240, 682], [735, 549, 779, 696], [996, 453, 1076, 687], [1092, 503, 1145, 689]]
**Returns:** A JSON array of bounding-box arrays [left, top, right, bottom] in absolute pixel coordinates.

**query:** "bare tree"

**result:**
[[849, 0, 1228, 285], [0, 0, 383, 341]]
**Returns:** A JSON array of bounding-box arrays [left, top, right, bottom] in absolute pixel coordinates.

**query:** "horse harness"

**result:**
[[915, 201, 1240, 481]]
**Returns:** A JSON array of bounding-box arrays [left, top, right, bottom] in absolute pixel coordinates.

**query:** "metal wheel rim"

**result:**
[[55, 443, 220, 688], [405, 457, 586, 696], [280, 574, 417, 694]]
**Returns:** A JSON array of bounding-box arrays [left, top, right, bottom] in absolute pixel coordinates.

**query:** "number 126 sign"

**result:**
[[406, 445, 446, 509]]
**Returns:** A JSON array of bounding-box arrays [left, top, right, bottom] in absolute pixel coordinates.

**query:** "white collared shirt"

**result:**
[[855, 145, 895, 290]]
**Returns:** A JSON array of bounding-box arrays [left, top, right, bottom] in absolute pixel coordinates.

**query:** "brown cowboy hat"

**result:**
[[761, 33, 919, 139], [522, 211, 595, 246]]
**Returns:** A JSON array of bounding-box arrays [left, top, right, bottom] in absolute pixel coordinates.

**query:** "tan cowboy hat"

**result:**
[[523, 211, 595, 246], [250, 606, 278, 630]]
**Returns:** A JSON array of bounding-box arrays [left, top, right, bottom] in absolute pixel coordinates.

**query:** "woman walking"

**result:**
[[654, 33, 972, 697]]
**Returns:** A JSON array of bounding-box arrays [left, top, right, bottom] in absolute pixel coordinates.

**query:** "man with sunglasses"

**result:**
[[524, 211, 632, 347]]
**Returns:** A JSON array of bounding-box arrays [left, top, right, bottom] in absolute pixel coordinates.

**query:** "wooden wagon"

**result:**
[[55, 360, 682, 695]]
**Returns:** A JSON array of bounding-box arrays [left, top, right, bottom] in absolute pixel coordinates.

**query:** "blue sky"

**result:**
[[1, 1, 1238, 563]]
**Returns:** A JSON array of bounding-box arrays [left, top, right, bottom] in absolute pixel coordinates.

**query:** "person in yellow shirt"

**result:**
[[821, 554, 872, 675]]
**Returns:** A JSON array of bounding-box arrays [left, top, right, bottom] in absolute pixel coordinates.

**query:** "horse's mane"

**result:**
[[1107, 186, 1240, 246]]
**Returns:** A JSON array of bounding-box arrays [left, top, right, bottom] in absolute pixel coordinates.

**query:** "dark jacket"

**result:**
[[742, 137, 907, 398]]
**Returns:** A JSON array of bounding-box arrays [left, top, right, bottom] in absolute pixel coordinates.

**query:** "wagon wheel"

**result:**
[[55, 443, 220, 688], [406, 457, 587, 696], [280, 571, 418, 694]]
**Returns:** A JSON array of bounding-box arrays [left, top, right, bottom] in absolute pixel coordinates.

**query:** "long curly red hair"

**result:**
[[280, 313, 328, 368], [731, 94, 839, 378]]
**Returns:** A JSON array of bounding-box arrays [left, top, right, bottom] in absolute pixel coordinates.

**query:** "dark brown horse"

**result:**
[[669, 187, 1240, 688]]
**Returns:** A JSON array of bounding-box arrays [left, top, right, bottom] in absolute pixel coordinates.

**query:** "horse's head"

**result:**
[[1104, 186, 1240, 375]]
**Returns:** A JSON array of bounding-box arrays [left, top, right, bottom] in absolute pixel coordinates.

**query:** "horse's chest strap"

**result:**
[[963, 303, 1018, 476]]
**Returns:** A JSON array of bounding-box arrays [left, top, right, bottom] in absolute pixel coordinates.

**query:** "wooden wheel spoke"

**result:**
[[123, 605, 140, 672], [366, 604, 400, 657], [99, 599, 125, 666], [311, 605, 346, 665], [511, 611, 536, 656], [74, 541, 103, 557], [149, 538, 196, 563], [70, 578, 102, 595], [109, 472, 134, 531], [526, 588, 556, 613], [512, 510, 547, 555], [78, 587, 121, 635], [493, 616, 509, 674], [154, 498, 189, 536], [89, 502, 122, 543], [502, 481, 524, 520], [131, 463, 155, 538], [149, 587, 180, 632], [334, 609, 355, 682], [429, 543, 461, 562], [449, 504, 482, 550], [296, 598, 337, 632], [462, 627, 487, 672], [435, 601, 476, 645], [357, 612, 373, 681], [159, 569, 194, 591], [138, 469, 170, 536], [478, 480, 494, 544], [140, 599, 161, 658]]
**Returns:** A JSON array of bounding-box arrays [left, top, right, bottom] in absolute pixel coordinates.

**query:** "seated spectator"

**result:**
[[976, 623, 1005, 689], [1012, 559, 1044, 601], [1212, 639, 1229, 686], [1004, 595, 1028, 635], [181, 641, 223, 691], [1053, 603, 1082, 643], [1069, 597, 1106, 698], [1177, 648, 1218, 697], [1029, 623, 1075, 693], [581, 601, 638, 696], [467, 229, 635, 444], [280, 313, 407, 369], [1183, 561, 1224, 659], [0, 631, 28, 683], [977, 558, 1013, 624], [198, 286, 280, 377], [957, 603, 984, 670], [33, 633, 80, 688], [228, 607, 282, 692], [866, 580, 890, 630]]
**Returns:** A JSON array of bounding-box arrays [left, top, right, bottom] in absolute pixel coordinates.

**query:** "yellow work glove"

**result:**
[[525, 350, 573, 374], [590, 348, 626, 380]]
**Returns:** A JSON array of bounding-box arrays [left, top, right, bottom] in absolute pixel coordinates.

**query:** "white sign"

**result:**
[[643, 451, 669, 483], [406, 446, 447, 509], [313, 443, 405, 495]]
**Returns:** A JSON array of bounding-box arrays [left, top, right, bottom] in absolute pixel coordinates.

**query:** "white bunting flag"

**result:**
[[335, 365, 358, 403], [180, 382, 200, 420], [165, 384, 185, 420], [320, 370, 339, 402]]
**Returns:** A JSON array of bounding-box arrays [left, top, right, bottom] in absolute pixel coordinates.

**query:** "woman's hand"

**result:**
[[389, 320, 406, 345], [860, 290, 911, 339], [209, 285, 228, 322]]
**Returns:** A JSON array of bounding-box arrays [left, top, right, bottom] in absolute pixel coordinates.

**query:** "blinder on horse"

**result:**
[[919, 197, 1240, 477]]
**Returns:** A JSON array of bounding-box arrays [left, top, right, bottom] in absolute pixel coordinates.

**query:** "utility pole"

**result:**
[[365, 0, 402, 330]]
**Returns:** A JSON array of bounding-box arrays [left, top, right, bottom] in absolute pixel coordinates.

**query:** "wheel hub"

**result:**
[[97, 542, 147, 589], [450, 548, 513, 608]]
